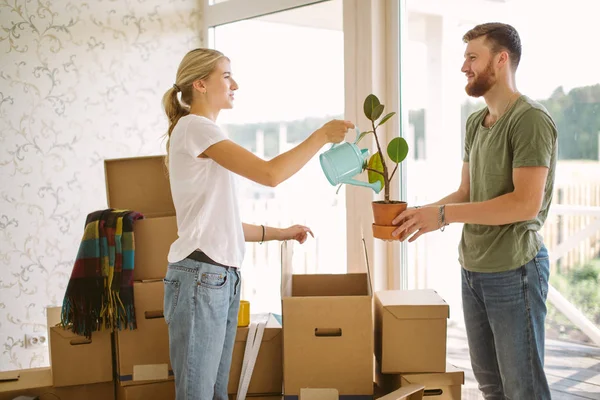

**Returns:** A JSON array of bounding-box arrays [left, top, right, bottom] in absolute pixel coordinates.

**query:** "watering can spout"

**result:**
[[342, 177, 382, 194]]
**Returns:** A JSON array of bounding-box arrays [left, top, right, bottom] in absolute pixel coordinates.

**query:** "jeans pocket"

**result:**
[[163, 279, 181, 324], [199, 271, 227, 289], [533, 257, 550, 300]]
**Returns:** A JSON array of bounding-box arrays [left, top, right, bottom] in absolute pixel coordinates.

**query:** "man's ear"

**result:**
[[497, 51, 510, 68]]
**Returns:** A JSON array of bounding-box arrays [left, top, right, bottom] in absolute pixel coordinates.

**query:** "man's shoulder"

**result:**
[[513, 95, 554, 123]]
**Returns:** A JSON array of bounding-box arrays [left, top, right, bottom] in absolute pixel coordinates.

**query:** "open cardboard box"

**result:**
[[281, 241, 374, 398], [104, 155, 177, 281]]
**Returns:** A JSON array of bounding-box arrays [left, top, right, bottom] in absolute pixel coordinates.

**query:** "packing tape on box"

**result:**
[[236, 313, 269, 400]]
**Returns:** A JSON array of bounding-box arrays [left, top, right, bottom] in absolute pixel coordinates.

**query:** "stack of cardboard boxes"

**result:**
[[0, 155, 464, 400], [104, 155, 177, 399], [374, 290, 464, 399]]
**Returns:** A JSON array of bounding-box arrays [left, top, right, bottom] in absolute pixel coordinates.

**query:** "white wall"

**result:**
[[0, 0, 201, 371]]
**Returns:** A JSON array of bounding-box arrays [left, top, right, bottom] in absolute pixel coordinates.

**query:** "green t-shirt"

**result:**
[[459, 95, 558, 272]]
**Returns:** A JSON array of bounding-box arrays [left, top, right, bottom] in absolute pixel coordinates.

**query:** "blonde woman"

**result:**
[[161, 48, 353, 399]]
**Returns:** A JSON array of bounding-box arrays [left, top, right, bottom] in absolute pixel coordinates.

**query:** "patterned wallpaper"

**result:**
[[0, 0, 200, 371]]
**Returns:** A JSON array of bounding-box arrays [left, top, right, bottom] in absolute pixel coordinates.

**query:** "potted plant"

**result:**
[[358, 93, 409, 240]]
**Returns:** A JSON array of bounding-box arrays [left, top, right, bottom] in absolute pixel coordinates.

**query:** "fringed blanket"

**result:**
[[61, 209, 144, 338]]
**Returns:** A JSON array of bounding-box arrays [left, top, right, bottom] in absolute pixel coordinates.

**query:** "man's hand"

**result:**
[[392, 206, 440, 242], [281, 225, 314, 244]]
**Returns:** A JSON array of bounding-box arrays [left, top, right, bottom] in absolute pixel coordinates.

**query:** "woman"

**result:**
[[161, 48, 353, 399]]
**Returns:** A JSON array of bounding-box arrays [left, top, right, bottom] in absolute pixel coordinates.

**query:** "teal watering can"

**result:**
[[319, 128, 382, 193]]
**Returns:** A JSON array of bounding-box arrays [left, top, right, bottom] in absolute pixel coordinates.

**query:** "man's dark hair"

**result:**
[[463, 23, 522, 70]]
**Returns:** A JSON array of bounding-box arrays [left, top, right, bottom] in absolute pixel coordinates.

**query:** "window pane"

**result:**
[[214, 0, 344, 314], [403, 0, 599, 350]]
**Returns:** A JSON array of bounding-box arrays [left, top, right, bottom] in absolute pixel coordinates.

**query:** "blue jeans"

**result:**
[[164, 258, 241, 400], [462, 246, 551, 400]]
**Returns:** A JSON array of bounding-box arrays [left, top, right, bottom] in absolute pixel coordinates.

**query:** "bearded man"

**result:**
[[392, 23, 557, 400]]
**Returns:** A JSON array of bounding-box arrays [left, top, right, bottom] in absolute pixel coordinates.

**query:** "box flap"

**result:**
[[281, 241, 294, 298], [377, 384, 424, 400], [46, 306, 61, 327], [291, 273, 370, 297], [401, 364, 465, 386], [235, 314, 281, 342], [377, 289, 449, 319], [104, 155, 175, 217]]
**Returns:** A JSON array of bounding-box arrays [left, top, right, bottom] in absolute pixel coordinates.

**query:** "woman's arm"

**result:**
[[203, 119, 354, 187], [243, 223, 314, 244]]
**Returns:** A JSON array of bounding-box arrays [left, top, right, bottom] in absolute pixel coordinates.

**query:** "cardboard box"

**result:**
[[400, 365, 464, 400], [377, 364, 463, 400], [104, 155, 177, 281], [0, 368, 114, 400], [375, 290, 449, 373], [116, 280, 172, 385], [46, 306, 113, 388], [299, 384, 425, 400], [117, 380, 175, 400], [49, 326, 113, 387], [228, 314, 283, 395], [282, 273, 373, 398]]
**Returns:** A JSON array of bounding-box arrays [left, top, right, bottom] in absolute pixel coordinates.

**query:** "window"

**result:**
[[211, 0, 345, 314], [402, 0, 600, 345]]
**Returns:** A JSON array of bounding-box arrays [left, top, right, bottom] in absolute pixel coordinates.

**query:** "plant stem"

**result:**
[[372, 119, 390, 202], [389, 164, 399, 181]]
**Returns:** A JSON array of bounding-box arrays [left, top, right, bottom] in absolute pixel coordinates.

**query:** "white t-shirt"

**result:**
[[167, 114, 245, 267]]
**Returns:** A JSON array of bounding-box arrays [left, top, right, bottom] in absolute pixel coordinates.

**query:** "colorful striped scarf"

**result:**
[[61, 209, 144, 338]]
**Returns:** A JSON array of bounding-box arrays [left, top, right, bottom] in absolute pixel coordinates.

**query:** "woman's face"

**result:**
[[201, 58, 238, 110]]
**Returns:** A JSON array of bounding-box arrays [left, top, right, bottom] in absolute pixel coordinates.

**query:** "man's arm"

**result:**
[[445, 166, 548, 225], [393, 166, 547, 241]]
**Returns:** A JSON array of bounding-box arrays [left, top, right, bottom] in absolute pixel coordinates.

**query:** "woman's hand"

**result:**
[[317, 119, 355, 144], [280, 224, 314, 244]]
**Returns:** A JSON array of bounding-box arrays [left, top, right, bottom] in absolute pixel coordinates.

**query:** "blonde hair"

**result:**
[[162, 48, 227, 168]]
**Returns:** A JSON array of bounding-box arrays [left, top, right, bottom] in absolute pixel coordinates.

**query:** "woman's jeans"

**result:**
[[163, 257, 241, 400], [462, 245, 551, 400]]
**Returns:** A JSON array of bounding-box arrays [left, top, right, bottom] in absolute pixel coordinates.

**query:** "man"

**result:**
[[392, 23, 556, 399]]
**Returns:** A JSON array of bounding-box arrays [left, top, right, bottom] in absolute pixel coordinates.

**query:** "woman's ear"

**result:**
[[192, 79, 206, 93]]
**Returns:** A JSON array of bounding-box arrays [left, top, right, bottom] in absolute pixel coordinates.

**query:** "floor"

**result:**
[[446, 322, 600, 399]]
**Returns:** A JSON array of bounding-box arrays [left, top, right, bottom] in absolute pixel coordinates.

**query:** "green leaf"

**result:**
[[372, 104, 384, 121], [363, 94, 380, 121], [367, 152, 385, 190], [387, 137, 409, 164], [355, 130, 373, 144], [377, 112, 396, 127]]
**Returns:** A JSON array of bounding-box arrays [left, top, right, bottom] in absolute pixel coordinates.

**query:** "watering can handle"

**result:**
[[329, 127, 362, 150], [353, 127, 362, 145]]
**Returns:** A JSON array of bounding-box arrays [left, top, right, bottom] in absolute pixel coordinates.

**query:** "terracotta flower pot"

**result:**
[[372, 200, 407, 240]]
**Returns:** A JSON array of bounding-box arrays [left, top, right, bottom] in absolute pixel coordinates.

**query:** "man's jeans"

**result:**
[[163, 258, 241, 400], [462, 245, 551, 400]]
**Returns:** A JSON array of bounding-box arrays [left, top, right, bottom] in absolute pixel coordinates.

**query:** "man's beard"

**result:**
[[465, 60, 496, 97]]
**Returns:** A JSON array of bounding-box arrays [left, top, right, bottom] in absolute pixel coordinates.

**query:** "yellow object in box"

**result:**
[[238, 300, 250, 327]]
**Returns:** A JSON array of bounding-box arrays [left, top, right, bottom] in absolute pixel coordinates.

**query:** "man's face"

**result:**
[[461, 36, 496, 97]]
